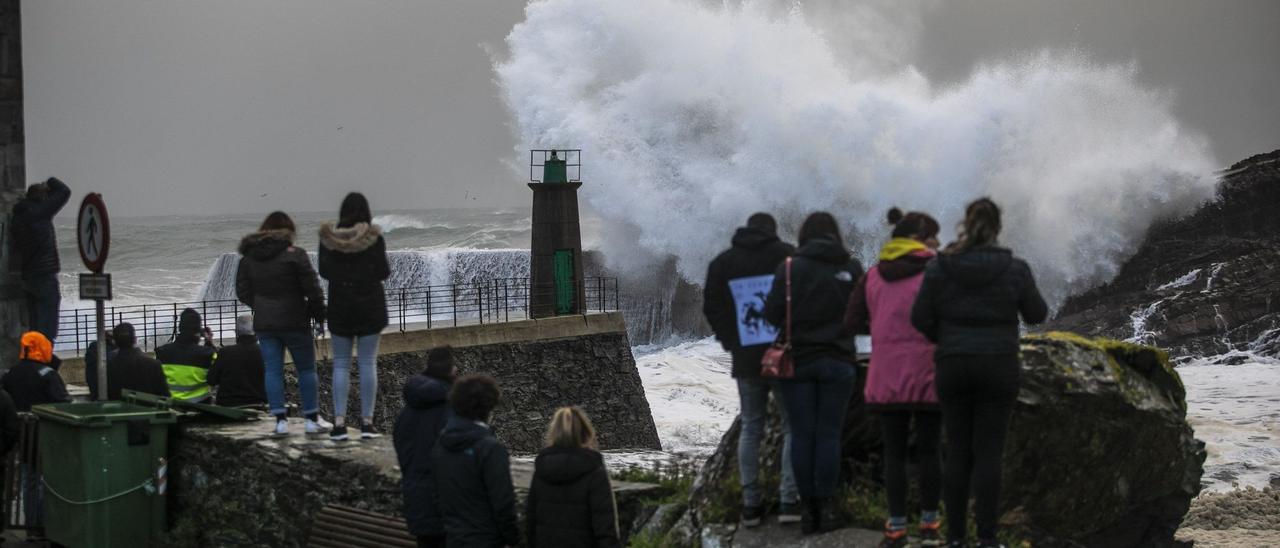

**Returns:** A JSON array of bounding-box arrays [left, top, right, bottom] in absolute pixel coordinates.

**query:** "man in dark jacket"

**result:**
[[156, 308, 217, 403], [2, 331, 69, 411], [11, 177, 71, 341], [702, 212, 800, 526], [394, 347, 456, 547], [432, 373, 519, 548], [105, 323, 170, 400], [207, 315, 267, 408]]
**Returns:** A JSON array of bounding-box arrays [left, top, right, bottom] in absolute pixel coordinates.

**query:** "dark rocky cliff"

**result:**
[[1052, 149, 1280, 359]]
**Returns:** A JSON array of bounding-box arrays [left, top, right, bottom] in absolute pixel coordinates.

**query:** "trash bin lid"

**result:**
[[31, 401, 178, 427]]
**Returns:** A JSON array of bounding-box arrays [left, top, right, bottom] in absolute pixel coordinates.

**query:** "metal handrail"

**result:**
[[55, 277, 619, 355]]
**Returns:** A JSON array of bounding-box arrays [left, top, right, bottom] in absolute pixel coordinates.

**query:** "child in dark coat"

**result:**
[[526, 406, 620, 548], [393, 347, 456, 548]]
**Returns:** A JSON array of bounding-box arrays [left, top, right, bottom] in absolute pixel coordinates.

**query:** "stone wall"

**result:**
[[0, 0, 26, 371]]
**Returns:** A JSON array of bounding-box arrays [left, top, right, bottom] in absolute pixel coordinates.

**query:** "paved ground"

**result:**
[[712, 521, 885, 547]]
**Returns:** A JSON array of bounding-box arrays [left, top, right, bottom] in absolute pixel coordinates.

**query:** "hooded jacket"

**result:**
[[11, 177, 71, 277], [703, 226, 795, 378], [235, 229, 326, 331], [207, 336, 267, 408], [431, 415, 519, 547], [845, 240, 938, 409], [318, 221, 391, 337], [105, 347, 171, 400], [764, 238, 865, 364], [526, 446, 620, 548], [393, 375, 452, 537], [911, 246, 1049, 358]]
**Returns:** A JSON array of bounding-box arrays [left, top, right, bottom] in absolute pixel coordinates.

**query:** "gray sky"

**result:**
[[22, 0, 1280, 218]]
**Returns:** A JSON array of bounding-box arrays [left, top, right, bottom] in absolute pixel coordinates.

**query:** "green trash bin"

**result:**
[[31, 401, 177, 548]]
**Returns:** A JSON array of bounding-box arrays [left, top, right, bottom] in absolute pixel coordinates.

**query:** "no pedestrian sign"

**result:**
[[77, 193, 110, 273]]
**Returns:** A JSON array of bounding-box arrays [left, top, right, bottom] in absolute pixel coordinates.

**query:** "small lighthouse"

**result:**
[[528, 149, 585, 318]]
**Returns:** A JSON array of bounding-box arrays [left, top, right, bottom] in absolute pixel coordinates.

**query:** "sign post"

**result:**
[[77, 193, 111, 400]]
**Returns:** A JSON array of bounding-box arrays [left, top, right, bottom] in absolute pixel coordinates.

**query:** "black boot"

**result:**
[[801, 497, 822, 535], [818, 497, 845, 533]]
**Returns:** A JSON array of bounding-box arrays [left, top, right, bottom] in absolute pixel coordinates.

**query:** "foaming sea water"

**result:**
[[1180, 357, 1280, 492], [633, 337, 739, 456]]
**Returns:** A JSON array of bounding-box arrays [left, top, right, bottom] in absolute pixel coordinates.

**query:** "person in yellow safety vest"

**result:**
[[156, 308, 217, 402]]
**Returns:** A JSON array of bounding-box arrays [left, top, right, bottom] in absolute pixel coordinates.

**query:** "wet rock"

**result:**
[[689, 334, 1205, 547], [1052, 149, 1280, 358]]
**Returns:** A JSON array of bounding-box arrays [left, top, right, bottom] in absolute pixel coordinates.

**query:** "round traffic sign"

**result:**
[[77, 193, 110, 273]]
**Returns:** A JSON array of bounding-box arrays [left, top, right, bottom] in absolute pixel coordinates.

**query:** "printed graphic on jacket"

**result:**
[[730, 274, 778, 346]]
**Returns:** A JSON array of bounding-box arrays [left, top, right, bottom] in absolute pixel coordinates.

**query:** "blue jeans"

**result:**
[[738, 378, 799, 507], [258, 329, 319, 417], [776, 356, 857, 499], [24, 273, 60, 341], [330, 333, 381, 420]]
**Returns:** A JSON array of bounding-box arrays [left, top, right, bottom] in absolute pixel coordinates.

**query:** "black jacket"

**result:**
[[911, 246, 1048, 358], [236, 230, 326, 331], [526, 447, 620, 548], [208, 336, 267, 408], [393, 375, 452, 536], [2, 359, 69, 411], [764, 238, 865, 364], [105, 347, 170, 400], [318, 222, 391, 337], [431, 416, 519, 548], [0, 389, 18, 456], [85, 338, 118, 400], [703, 227, 795, 378], [11, 177, 71, 277]]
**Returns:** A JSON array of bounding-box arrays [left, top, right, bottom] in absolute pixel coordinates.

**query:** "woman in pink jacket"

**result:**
[[844, 208, 942, 548]]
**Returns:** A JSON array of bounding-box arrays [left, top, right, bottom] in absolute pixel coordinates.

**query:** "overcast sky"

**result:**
[[21, 0, 1280, 218]]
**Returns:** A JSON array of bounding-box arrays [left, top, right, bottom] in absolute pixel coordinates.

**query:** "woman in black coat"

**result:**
[[236, 211, 327, 435], [526, 406, 620, 548], [318, 192, 391, 441], [911, 198, 1048, 547]]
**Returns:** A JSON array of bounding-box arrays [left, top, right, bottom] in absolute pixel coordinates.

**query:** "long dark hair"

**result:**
[[259, 211, 296, 233], [338, 192, 373, 228], [946, 198, 1002, 254], [797, 211, 843, 247], [887, 207, 940, 240]]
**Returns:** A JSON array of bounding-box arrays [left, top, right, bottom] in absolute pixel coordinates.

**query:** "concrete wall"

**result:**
[[0, 0, 25, 371]]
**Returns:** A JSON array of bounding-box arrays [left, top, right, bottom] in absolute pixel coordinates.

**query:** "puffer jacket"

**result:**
[[11, 177, 71, 277], [318, 221, 391, 337], [526, 446, 620, 548], [911, 245, 1049, 358], [703, 226, 795, 378], [393, 375, 452, 537], [764, 238, 865, 364], [845, 244, 938, 409], [431, 416, 519, 547], [235, 229, 326, 331]]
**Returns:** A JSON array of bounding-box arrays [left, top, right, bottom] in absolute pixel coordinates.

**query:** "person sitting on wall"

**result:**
[[156, 308, 217, 403], [207, 315, 267, 409], [105, 322, 170, 400], [11, 177, 71, 342], [2, 331, 69, 410], [394, 346, 458, 548], [432, 373, 519, 548]]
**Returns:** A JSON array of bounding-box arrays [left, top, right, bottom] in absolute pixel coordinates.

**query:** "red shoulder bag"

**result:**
[[760, 257, 795, 379]]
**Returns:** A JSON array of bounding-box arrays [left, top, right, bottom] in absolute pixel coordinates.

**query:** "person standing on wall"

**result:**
[[702, 212, 801, 527], [11, 177, 71, 341], [236, 211, 328, 436], [155, 308, 217, 403], [911, 198, 1048, 548], [207, 315, 268, 409], [526, 406, 620, 548], [764, 212, 864, 535], [393, 346, 457, 548], [844, 208, 944, 548], [319, 192, 391, 441]]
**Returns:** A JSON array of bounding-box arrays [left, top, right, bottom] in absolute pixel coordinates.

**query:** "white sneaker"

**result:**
[[315, 416, 333, 429], [274, 420, 289, 435], [305, 419, 324, 434]]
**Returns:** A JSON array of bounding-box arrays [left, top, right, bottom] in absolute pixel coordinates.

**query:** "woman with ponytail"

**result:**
[[844, 207, 943, 547], [910, 198, 1048, 547]]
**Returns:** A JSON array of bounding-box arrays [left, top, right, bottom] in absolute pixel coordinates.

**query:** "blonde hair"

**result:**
[[544, 406, 598, 450]]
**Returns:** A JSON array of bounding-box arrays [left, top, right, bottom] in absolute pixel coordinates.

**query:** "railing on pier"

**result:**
[[55, 277, 620, 354]]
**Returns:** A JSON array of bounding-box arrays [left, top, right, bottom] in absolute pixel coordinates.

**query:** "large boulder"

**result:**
[[688, 333, 1205, 547]]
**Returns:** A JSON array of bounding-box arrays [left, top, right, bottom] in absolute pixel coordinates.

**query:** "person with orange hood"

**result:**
[[2, 331, 69, 411]]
